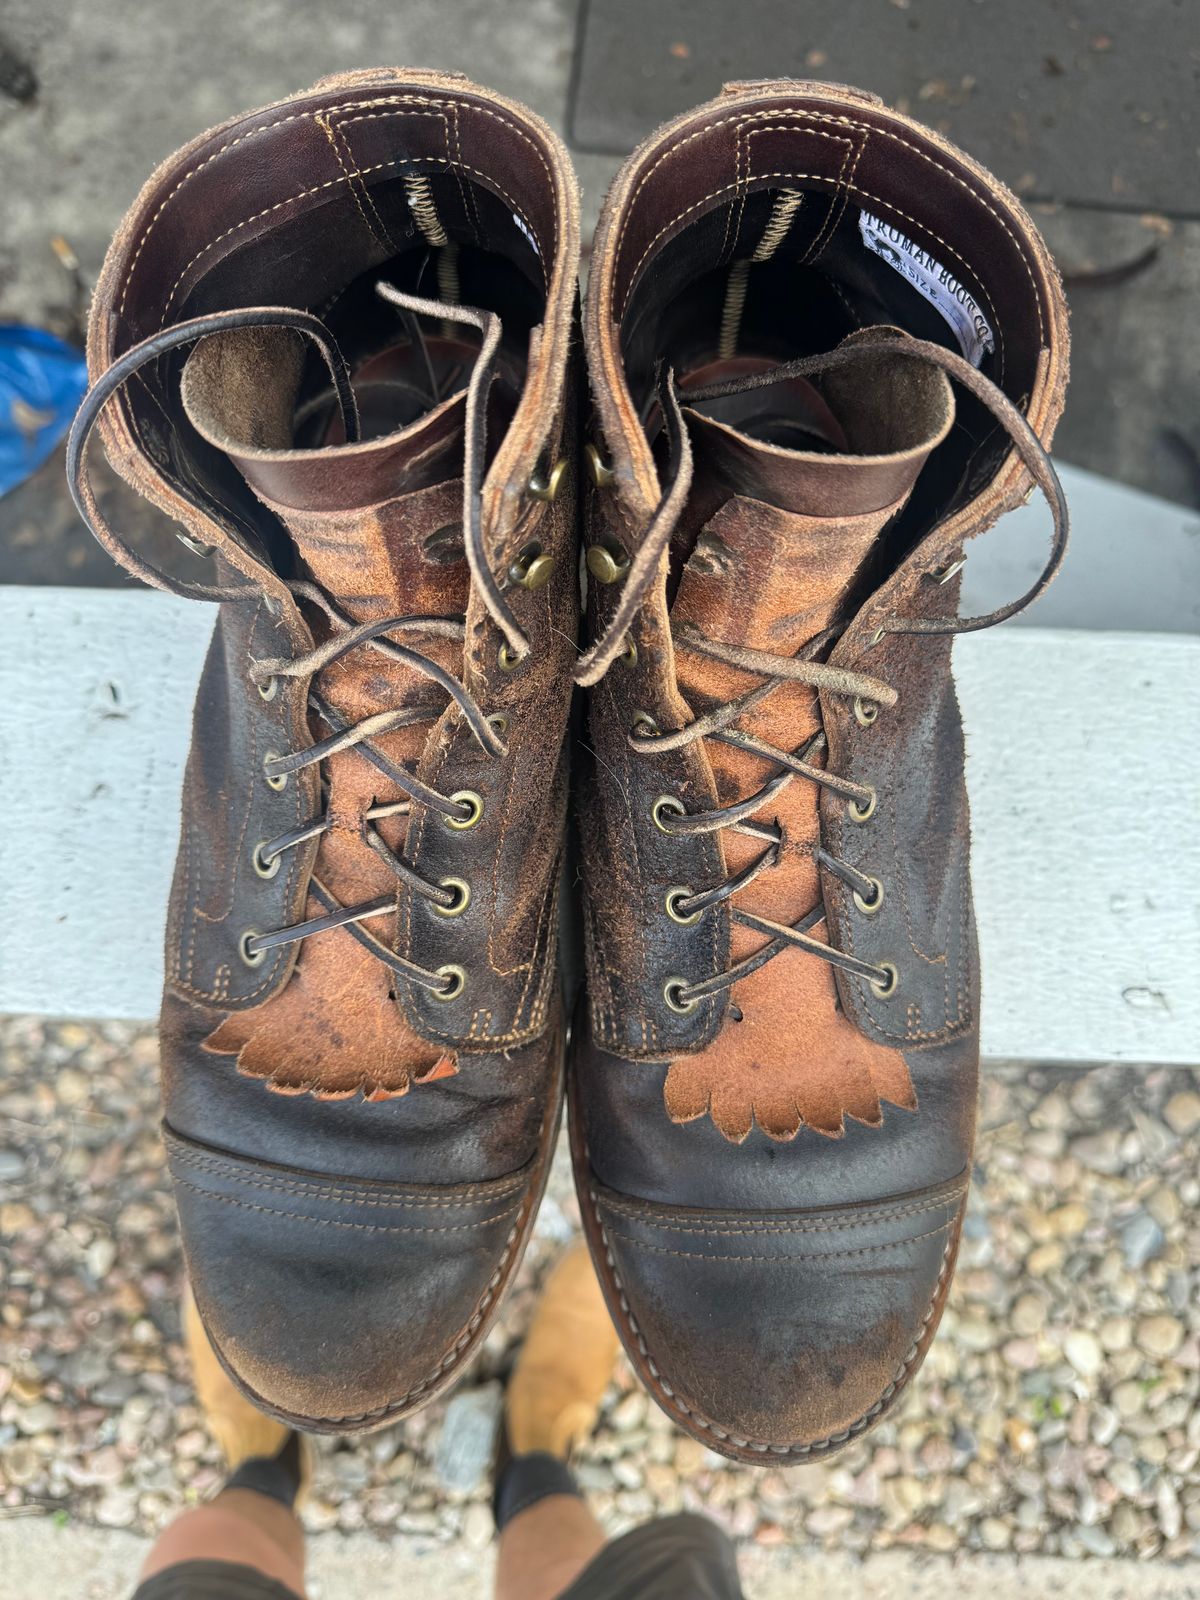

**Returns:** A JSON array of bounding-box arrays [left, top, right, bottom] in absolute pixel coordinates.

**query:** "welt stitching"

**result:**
[[717, 126, 740, 265], [487, 698, 535, 983], [779, 125, 854, 265], [317, 112, 396, 252], [338, 107, 556, 258], [887, 787, 951, 970], [806, 124, 868, 267], [398, 627, 550, 1041], [583, 893, 616, 1040], [615, 117, 852, 293], [168, 1144, 527, 1205], [614, 105, 1041, 347], [827, 712, 967, 1044], [592, 1185, 967, 1232], [233, 1083, 558, 1426], [513, 856, 558, 1028], [118, 92, 555, 315], [175, 1171, 524, 1211], [592, 1180, 958, 1456], [172, 1172, 522, 1234], [449, 102, 487, 251], [606, 1217, 953, 1264], [178, 609, 306, 1005], [184, 613, 260, 996], [726, 122, 749, 264]]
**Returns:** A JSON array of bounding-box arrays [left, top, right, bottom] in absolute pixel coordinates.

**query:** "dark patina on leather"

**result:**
[[76, 69, 582, 1430], [571, 79, 1069, 1464]]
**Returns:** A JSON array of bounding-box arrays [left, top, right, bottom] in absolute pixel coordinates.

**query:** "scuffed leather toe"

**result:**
[[166, 1126, 539, 1432], [586, 1173, 966, 1460]]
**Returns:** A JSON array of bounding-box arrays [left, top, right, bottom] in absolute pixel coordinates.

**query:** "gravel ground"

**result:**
[[1, 1016, 1198, 1562]]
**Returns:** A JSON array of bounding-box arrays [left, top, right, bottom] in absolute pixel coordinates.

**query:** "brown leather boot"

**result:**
[[70, 70, 580, 1431], [570, 80, 1068, 1463], [505, 1243, 620, 1459], [184, 1286, 310, 1494]]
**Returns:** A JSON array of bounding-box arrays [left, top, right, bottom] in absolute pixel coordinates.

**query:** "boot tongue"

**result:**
[[672, 329, 955, 660], [180, 325, 472, 623], [668, 334, 956, 1019]]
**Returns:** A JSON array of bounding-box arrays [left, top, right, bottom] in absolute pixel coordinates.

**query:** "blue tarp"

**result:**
[[0, 324, 88, 497]]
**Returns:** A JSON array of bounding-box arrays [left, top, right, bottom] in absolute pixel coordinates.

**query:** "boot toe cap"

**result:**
[[588, 1176, 966, 1459], [167, 1126, 535, 1430]]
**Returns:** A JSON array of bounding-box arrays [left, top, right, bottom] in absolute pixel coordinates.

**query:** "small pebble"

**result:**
[[1137, 1315, 1184, 1360], [1120, 1212, 1164, 1269], [1070, 1129, 1125, 1174], [1075, 1523, 1115, 1557], [1163, 1090, 1200, 1137], [1064, 1330, 1103, 1378], [980, 1516, 1012, 1550], [2, 1021, 1197, 1561]]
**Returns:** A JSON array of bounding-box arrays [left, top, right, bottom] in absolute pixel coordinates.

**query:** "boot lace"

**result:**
[[68, 287, 540, 999], [575, 334, 1069, 1010]]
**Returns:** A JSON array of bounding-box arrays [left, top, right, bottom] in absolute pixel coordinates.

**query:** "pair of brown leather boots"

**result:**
[[72, 70, 1069, 1465]]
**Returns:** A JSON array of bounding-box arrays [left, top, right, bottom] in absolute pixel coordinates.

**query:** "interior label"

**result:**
[[858, 211, 995, 367]]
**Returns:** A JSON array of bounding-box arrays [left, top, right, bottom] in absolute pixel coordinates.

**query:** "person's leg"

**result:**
[[138, 1488, 305, 1593], [493, 1244, 618, 1600], [495, 1495, 607, 1600], [134, 1289, 310, 1598], [493, 1244, 748, 1600]]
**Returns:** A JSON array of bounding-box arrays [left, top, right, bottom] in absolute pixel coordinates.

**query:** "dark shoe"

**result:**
[[570, 79, 1068, 1462], [71, 69, 580, 1430]]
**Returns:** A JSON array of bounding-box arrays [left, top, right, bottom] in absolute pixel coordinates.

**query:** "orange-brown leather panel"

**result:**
[[665, 491, 915, 1140]]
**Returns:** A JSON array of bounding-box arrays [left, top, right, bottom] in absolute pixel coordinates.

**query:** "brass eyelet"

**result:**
[[527, 457, 568, 503], [487, 712, 509, 737], [664, 886, 703, 926], [652, 794, 685, 834], [848, 787, 876, 823], [853, 696, 879, 727], [509, 543, 555, 590], [870, 961, 899, 999], [433, 964, 467, 1001], [621, 636, 638, 667], [631, 711, 659, 739], [256, 675, 278, 703], [663, 977, 699, 1015], [585, 441, 615, 487], [444, 791, 484, 831], [852, 876, 885, 916], [239, 930, 266, 967], [585, 544, 631, 585], [433, 877, 471, 918], [497, 641, 522, 673], [263, 753, 288, 791], [252, 841, 281, 881]]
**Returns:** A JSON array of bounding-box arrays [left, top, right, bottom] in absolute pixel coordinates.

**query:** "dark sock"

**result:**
[[493, 1448, 583, 1531], [223, 1431, 305, 1511]]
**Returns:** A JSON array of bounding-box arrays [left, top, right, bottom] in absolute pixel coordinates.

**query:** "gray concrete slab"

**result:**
[[3, 587, 1197, 1063], [0, 0, 580, 327], [2, 0, 1195, 581], [4, 1518, 1199, 1600], [569, 0, 1197, 217], [961, 463, 1200, 635], [1035, 208, 1200, 510]]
